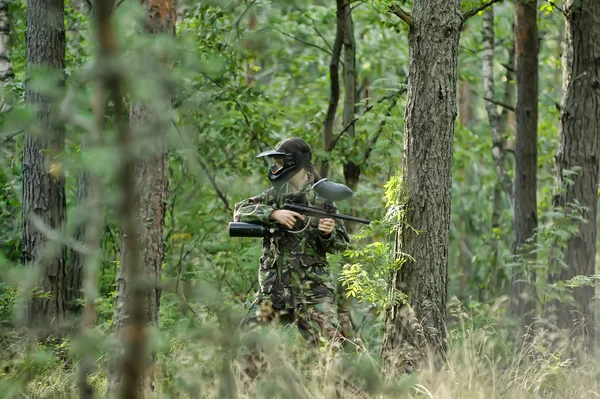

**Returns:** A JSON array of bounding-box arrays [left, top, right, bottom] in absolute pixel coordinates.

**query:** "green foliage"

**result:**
[[0, 0, 598, 397]]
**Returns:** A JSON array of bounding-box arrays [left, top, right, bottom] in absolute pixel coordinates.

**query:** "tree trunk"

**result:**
[[341, 0, 359, 192], [510, 0, 538, 335], [483, 7, 513, 205], [549, 0, 599, 353], [381, 0, 461, 372], [107, 0, 175, 396], [0, 0, 14, 112], [320, 0, 344, 178], [21, 0, 67, 331], [68, 171, 89, 312]]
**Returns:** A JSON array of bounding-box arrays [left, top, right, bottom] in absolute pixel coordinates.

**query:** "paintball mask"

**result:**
[[256, 149, 311, 187]]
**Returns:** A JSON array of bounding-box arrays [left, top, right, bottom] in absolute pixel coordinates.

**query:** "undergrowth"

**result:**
[[1, 298, 598, 399]]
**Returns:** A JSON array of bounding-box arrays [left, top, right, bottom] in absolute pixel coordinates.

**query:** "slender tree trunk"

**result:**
[[107, 0, 175, 396], [341, 0, 359, 192], [483, 7, 513, 205], [320, 0, 344, 178], [549, 0, 600, 353], [21, 0, 67, 331], [382, 0, 461, 372], [483, 8, 515, 298], [68, 171, 89, 312], [458, 82, 473, 126], [510, 0, 538, 335]]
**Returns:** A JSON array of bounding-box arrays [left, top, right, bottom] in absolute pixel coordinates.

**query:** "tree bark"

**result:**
[[341, 0, 359, 192], [0, 0, 14, 112], [21, 0, 67, 331], [483, 7, 513, 206], [510, 0, 538, 335], [320, 0, 344, 178], [107, 0, 175, 396], [549, 0, 600, 353], [68, 171, 89, 312], [382, 0, 461, 372]]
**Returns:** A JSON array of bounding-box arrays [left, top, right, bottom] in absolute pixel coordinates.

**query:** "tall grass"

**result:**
[[2, 305, 598, 399]]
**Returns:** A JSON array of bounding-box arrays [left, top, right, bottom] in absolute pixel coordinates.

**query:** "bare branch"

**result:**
[[171, 120, 232, 212], [230, 0, 257, 32], [294, 5, 333, 52], [328, 89, 405, 152], [197, 157, 231, 213], [256, 27, 333, 56], [0, 130, 22, 146], [484, 97, 515, 112], [463, 0, 504, 23], [389, 4, 413, 27]]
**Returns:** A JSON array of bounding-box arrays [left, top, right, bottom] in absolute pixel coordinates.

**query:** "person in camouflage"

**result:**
[[233, 137, 349, 348]]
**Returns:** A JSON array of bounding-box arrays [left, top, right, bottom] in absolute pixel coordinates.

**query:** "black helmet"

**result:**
[[256, 137, 313, 187]]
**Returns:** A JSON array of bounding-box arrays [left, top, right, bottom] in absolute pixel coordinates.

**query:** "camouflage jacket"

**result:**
[[233, 181, 349, 310]]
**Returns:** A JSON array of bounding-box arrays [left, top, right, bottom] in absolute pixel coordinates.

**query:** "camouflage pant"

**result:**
[[244, 298, 346, 348]]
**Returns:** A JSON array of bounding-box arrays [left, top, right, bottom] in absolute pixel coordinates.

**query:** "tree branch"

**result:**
[[256, 27, 333, 56], [328, 89, 405, 152], [197, 157, 231, 213], [484, 97, 515, 112], [230, 0, 258, 32], [463, 0, 504, 22], [364, 95, 398, 163], [389, 4, 413, 27], [294, 5, 333, 52]]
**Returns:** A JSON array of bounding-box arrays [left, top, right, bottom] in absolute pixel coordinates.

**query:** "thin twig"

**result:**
[[484, 97, 515, 112], [200, 73, 267, 157], [463, 0, 504, 22], [545, 1, 581, 32], [256, 27, 333, 56], [197, 157, 231, 213], [389, 4, 413, 27], [328, 89, 405, 152], [0, 130, 22, 146], [171, 119, 232, 212], [230, 0, 257, 32], [364, 95, 398, 163], [293, 5, 333, 52]]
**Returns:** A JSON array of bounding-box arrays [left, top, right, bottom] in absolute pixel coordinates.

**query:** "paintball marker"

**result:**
[[229, 179, 370, 238]]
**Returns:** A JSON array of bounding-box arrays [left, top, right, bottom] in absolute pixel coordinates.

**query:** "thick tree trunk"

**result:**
[[549, 0, 600, 353], [381, 0, 461, 372], [510, 0, 538, 334], [21, 0, 67, 330], [107, 0, 175, 396], [0, 0, 14, 112]]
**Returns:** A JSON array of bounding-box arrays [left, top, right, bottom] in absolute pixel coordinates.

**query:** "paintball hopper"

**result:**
[[312, 178, 354, 202]]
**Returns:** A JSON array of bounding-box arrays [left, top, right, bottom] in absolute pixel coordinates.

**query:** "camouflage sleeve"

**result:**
[[233, 189, 275, 224], [318, 203, 350, 253]]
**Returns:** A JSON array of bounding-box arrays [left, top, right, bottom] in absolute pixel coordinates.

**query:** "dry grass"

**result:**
[[3, 317, 598, 399]]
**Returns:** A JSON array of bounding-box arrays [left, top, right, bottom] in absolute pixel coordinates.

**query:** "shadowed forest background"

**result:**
[[0, 0, 598, 397]]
